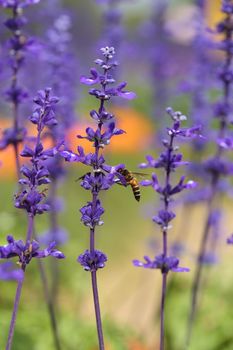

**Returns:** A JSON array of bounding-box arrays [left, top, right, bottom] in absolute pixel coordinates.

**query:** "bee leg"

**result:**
[[114, 179, 128, 187], [75, 172, 91, 182]]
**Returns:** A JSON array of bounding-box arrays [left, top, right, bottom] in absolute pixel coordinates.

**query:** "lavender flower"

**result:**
[[13, 92, 57, 226], [134, 107, 198, 350], [78, 250, 107, 272], [80, 200, 105, 229], [185, 2, 233, 347], [0, 0, 40, 180], [37, 10, 78, 302], [133, 255, 189, 273], [3, 88, 63, 350], [62, 47, 135, 350], [0, 235, 64, 271], [16, 88, 58, 210]]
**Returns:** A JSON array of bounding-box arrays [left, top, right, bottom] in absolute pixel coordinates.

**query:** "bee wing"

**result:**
[[131, 172, 149, 179]]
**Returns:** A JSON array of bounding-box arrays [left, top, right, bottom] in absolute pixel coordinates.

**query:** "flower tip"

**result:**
[[7, 235, 14, 243], [166, 107, 172, 113], [124, 91, 137, 100], [132, 259, 143, 267], [186, 180, 197, 189], [56, 252, 66, 259], [80, 75, 88, 84]]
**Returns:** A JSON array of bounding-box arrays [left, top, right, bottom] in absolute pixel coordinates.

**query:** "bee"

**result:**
[[117, 168, 147, 202], [77, 168, 147, 202]]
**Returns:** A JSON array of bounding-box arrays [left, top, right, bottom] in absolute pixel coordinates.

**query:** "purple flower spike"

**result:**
[[70, 47, 135, 348], [0, 235, 65, 270], [133, 254, 189, 274], [135, 107, 196, 349], [78, 249, 107, 271], [15, 88, 59, 215]]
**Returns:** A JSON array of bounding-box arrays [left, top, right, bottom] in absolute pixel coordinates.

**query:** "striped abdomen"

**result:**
[[119, 169, 140, 202], [129, 177, 140, 202]]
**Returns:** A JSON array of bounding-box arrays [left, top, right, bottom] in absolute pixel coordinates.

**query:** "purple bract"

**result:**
[[133, 254, 189, 274], [15, 88, 58, 215], [78, 250, 107, 272], [0, 235, 64, 271]]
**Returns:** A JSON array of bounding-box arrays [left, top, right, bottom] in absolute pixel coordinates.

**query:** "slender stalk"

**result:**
[[49, 179, 60, 301], [26, 214, 34, 241], [160, 272, 167, 350], [160, 229, 168, 350], [6, 274, 25, 350], [6, 214, 34, 350], [84, 64, 107, 348], [91, 271, 105, 350], [89, 213, 105, 350], [159, 134, 174, 350], [89, 130, 105, 349]]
